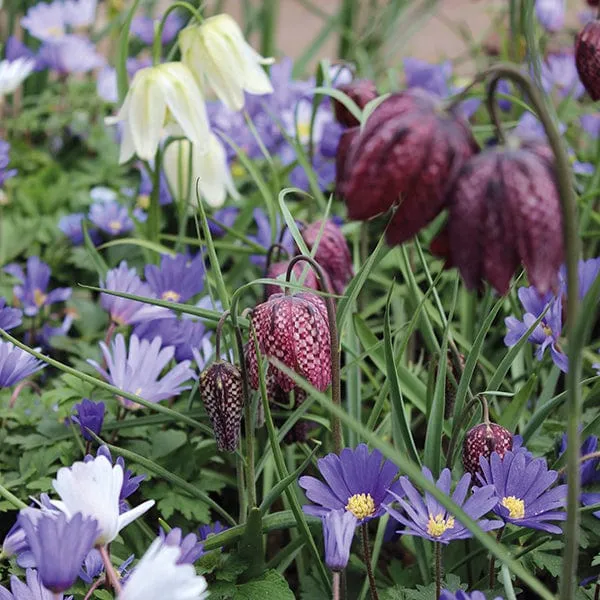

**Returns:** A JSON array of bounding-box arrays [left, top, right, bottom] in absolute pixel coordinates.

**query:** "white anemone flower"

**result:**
[[179, 13, 274, 111], [108, 62, 210, 164], [0, 58, 35, 97], [163, 133, 239, 208], [51, 455, 154, 546], [118, 538, 209, 600]]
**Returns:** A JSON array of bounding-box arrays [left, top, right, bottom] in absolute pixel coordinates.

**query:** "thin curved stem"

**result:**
[[445, 394, 487, 469], [486, 77, 506, 144], [215, 310, 231, 359], [265, 243, 291, 272], [153, 1, 203, 64], [285, 255, 342, 454]]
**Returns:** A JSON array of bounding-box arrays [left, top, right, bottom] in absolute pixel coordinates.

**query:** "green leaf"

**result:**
[[233, 570, 295, 600], [82, 220, 108, 278], [238, 507, 265, 581], [498, 374, 536, 431], [150, 430, 188, 460], [116, 0, 141, 103]]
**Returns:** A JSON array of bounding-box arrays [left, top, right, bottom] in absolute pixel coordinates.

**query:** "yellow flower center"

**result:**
[[162, 290, 181, 302], [137, 194, 150, 210], [502, 496, 525, 519], [345, 493, 375, 520], [542, 323, 553, 337], [46, 25, 64, 38], [231, 162, 245, 178], [426, 513, 455, 538], [109, 220, 122, 233], [297, 121, 311, 142], [34, 289, 47, 307]]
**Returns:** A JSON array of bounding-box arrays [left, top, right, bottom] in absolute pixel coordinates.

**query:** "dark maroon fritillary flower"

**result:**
[[199, 361, 244, 452], [301, 220, 353, 294], [337, 89, 478, 245], [447, 140, 564, 295], [576, 21, 600, 100], [265, 260, 320, 298], [247, 292, 331, 394], [333, 80, 379, 127], [463, 422, 513, 477]]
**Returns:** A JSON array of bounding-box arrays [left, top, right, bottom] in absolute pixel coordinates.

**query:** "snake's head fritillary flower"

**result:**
[[441, 591, 504, 600], [179, 14, 274, 112], [108, 62, 210, 163], [51, 454, 155, 546], [301, 219, 353, 294], [199, 361, 244, 452], [463, 423, 513, 478], [0, 340, 45, 388], [476, 450, 567, 533], [0, 297, 22, 330], [323, 509, 357, 572], [333, 79, 378, 127], [299, 444, 403, 523], [117, 537, 209, 600], [247, 292, 331, 394], [72, 399, 105, 441], [159, 527, 205, 565], [144, 253, 205, 304], [576, 21, 600, 100], [447, 139, 563, 295], [265, 261, 320, 298], [384, 467, 503, 544], [18, 509, 99, 592], [338, 90, 477, 245]]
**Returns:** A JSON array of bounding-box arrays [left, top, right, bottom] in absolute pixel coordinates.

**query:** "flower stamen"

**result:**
[[161, 290, 181, 302], [426, 513, 455, 537], [502, 495, 525, 519], [346, 493, 375, 520]]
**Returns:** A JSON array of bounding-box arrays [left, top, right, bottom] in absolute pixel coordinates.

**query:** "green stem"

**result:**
[[337, 0, 356, 60], [147, 151, 161, 247], [260, 0, 278, 59], [0, 482, 26, 509], [435, 542, 441, 600], [361, 523, 378, 600], [153, 0, 203, 64]]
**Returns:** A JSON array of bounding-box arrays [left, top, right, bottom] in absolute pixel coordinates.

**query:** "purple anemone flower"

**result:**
[[130, 11, 184, 45], [59, 214, 85, 245], [298, 444, 404, 523], [63, 0, 97, 28], [0, 139, 17, 188], [208, 207, 239, 237], [0, 568, 73, 600], [5, 37, 42, 72], [88, 334, 196, 409], [404, 57, 452, 98], [136, 163, 173, 207], [72, 399, 105, 441], [476, 450, 567, 533], [0, 340, 45, 388], [0, 298, 22, 330], [159, 527, 205, 565], [38, 36, 104, 74], [100, 261, 170, 326], [89, 201, 134, 237], [504, 286, 568, 373], [581, 113, 600, 138], [384, 468, 503, 544], [540, 52, 585, 99], [198, 521, 228, 541], [559, 257, 600, 301], [322, 509, 356, 572], [535, 0, 565, 32], [21, 2, 67, 41], [144, 253, 205, 303], [3, 256, 71, 318], [249, 208, 295, 268], [79, 549, 103, 583], [18, 509, 99, 593], [441, 591, 503, 600]]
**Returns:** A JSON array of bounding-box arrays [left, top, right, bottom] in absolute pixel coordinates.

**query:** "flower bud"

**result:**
[[463, 423, 513, 477], [447, 140, 563, 294], [199, 361, 244, 452], [576, 21, 600, 101], [247, 292, 331, 393], [265, 261, 320, 298], [337, 90, 477, 245], [333, 80, 378, 127], [301, 220, 353, 295]]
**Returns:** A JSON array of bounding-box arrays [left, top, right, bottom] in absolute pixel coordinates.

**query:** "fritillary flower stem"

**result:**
[[445, 394, 488, 468], [215, 310, 231, 359], [264, 243, 290, 271], [361, 523, 378, 600], [98, 545, 122, 593], [285, 255, 342, 453], [147, 151, 161, 247], [483, 63, 580, 600], [153, 1, 203, 63], [332, 571, 341, 600], [435, 542, 442, 600]]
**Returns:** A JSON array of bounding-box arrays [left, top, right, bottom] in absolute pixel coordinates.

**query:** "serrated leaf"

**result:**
[[233, 570, 294, 600]]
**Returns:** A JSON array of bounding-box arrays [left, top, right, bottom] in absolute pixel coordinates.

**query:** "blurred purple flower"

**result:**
[[63, 0, 97, 28], [38, 36, 104, 74], [89, 201, 134, 237], [0, 297, 22, 330], [145, 253, 205, 303], [0, 568, 73, 600], [131, 12, 184, 45], [559, 257, 600, 300], [0, 139, 17, 188], [581, 113, 600, 138], [249, 208, 295, 268], [513, 111, 567, 142], [535, 0, 565, 32], [504, 286, 567, 372], [540, 52, 585, 99], [38, 313, 74, 348], [208, 207, 239, 237], [404, 57, 451, 97], [0, 340, 46, 388], [136, 162, 172, 207], [58, 213, 101, 245], [3, 256, 71, 318], [72, 398, 105, 441], [159, 527, 205, 564], [198, 521, 228, 541], [88, 334, 196, 408], [21, 1, 66, 41], [5, 37, 43, 72]]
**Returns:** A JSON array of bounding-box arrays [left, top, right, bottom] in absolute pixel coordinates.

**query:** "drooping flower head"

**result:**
[[385, 468, 502, 544], [89, 334, 196, 409], [338, 90, 477, 245], [247, 292, 331, 395], [0, 340, 46, 388], [179, 13, 274, 111], [18, 509, 99, 592], [447, 138, 563, 295], [4, 256, 72, 317], [0, 297, 22, 330], [145, 253, 205, 304], [51, 454, 155, 546], [476, 450, 567, 533], [463, 422, 513, 478], [100, 261, 170, 325], [322, 509, 357, 572], [576, 20, 600, 100], [117, 537, 209, 600], [298, 444, 404, 523], [159, 527, 205, 565], [72, 399, 105, 441], [504, 286, 567, 372]]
